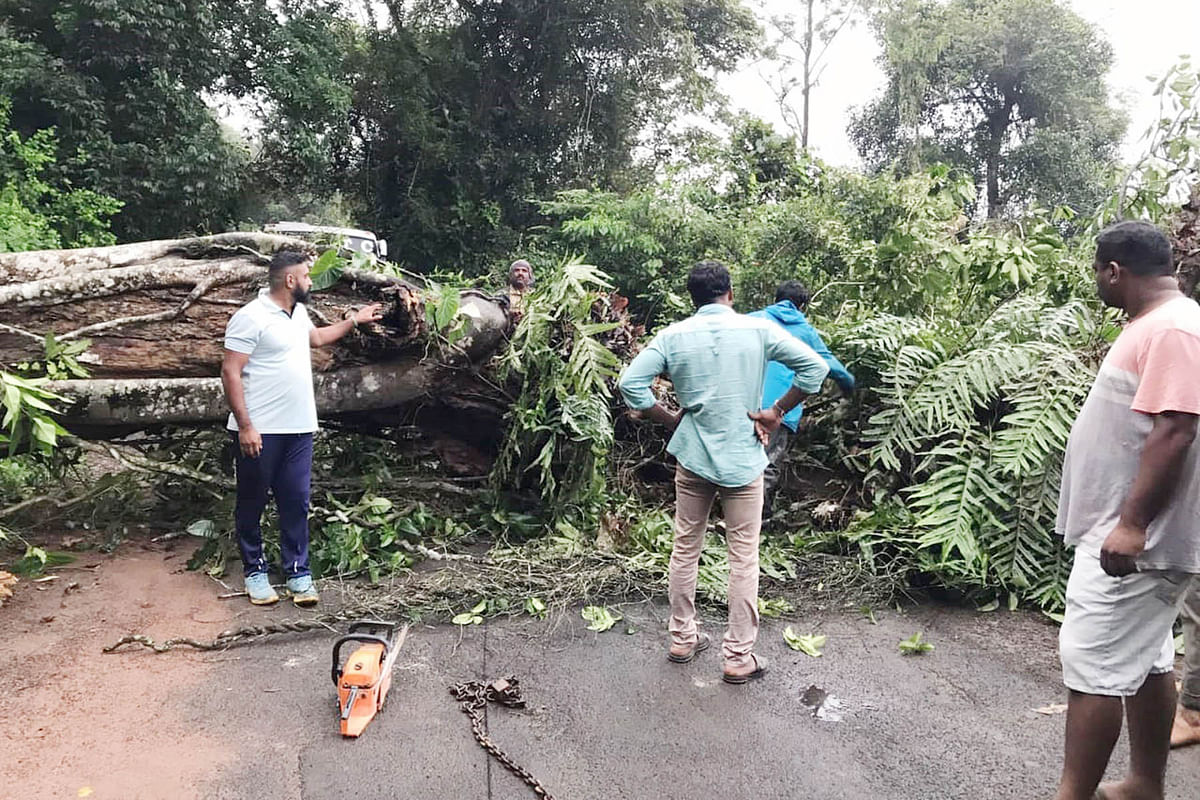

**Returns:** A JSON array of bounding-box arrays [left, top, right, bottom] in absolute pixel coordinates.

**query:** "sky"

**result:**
[[724, 0, 1200, 167]]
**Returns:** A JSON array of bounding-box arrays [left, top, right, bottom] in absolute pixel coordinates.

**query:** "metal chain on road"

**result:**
[[102, 616, 348, 653], [449, 676, 557, 800]]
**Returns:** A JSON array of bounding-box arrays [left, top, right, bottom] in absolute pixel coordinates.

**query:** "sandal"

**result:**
[[667, 633, 712, 663], [722, 653, 768, 685]]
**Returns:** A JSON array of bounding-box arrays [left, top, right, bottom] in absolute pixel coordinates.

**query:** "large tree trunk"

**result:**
[[0, 234, 512, 436]]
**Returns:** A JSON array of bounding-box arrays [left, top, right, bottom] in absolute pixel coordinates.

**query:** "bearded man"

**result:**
[[220, 250, 381, 606]]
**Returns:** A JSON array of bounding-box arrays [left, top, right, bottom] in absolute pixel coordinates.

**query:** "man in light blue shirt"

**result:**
[[618, 261, 828, 684], [750, 280, 856, 517]]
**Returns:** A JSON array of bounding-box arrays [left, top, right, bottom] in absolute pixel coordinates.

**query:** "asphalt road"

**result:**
[[3, 551, 1198, 800], [198, 604, 1199, 800]]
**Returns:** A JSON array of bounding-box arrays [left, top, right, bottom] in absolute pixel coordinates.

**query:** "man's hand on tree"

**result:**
[[239, 425, 263, 459], [1100, 519, 1146, 577], [352, 303, 384, 325]]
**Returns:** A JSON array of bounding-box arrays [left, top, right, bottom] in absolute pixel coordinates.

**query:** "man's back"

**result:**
[[749, 300, 855, 430], [619, 304, 827, 487]]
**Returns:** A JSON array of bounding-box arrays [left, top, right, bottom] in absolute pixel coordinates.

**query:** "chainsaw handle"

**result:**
[[348, 620, 397, 636], [331, 634, 391, 684]]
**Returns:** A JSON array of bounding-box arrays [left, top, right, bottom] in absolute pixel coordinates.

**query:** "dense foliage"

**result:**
[[0, 0, 757, 268], [0, 98, 119, 251], [502, 64, 1198, 610], [850, 0, 1125, 219], [3, 1, 1200, 617]]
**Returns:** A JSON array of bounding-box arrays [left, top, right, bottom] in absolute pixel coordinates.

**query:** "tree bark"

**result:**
[[0, 235, 513, 436], [983, 90, 1018, 219], [1172, 184, 1200, 299]]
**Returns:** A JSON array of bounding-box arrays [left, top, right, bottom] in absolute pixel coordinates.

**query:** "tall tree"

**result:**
[[849, 0, 1125, 218], [762, 0, 870, 150], [1, 0, 758, 261], [331, 0, 758, 269], [0, 1, 274, 240]]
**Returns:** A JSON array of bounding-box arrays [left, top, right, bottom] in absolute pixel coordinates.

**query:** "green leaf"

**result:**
[[366, 496, 392, 514], [310, 248, 340, 278], [434, 291, 459, 331], [470, 599, 488, 614], [451, 612, 481, 626], [581, 605, 621, 632], [783, 626, 826, 657], [30, 416, 57, 448], [186, 519, 216, 538], [898, 632, 935, 655], [308, 249, 344, 291], [310, 266, 343, 292], [524, 596, 547, 619], [757, 597, 794, 619]]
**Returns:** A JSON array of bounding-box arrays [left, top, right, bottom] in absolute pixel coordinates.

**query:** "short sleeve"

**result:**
[[1132, 329, 1200, 415], [298, 304, 316, 331], [223, 309, 260, 354]]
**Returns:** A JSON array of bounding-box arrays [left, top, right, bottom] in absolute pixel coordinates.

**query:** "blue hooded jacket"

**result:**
[[748, 301, 855, 431]]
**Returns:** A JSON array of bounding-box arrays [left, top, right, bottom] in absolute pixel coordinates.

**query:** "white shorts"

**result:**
[[1059, 549, 1191, 696]]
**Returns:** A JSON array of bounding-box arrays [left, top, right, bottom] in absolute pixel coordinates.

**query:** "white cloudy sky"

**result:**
[[725, 0, 1200, 166]]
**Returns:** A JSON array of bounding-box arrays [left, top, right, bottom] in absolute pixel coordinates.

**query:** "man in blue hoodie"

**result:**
[[749, 280, 856, 516]]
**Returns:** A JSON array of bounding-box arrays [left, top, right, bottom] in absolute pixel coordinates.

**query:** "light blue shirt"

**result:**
[[618, 304, 829, 487]]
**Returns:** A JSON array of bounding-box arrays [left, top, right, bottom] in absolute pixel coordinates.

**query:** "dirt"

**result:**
[[0, 537, 256, 800]]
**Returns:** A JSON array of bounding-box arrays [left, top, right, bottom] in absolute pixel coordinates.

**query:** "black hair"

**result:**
[[686, 260, 732, 307], [268, 249, 311, 286], [775, 280, 810, 309], [1095, 221, 1173, 277]]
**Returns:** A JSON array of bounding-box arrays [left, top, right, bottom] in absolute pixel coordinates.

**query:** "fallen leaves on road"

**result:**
[[784, 626, 826, 657], [582, 605, 621, 632], [898, 631, 935, 655], [1034, 703, 1068, 716]]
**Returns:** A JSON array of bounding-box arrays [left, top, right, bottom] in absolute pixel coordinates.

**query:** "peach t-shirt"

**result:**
[[1057, 295, 1200, 571]]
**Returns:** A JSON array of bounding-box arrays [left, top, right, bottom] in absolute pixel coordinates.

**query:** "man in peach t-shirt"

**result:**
[[1053, 221, 1200, 800]]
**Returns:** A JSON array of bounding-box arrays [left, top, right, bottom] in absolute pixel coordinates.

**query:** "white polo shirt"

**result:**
[[223, 289, 319, 434]]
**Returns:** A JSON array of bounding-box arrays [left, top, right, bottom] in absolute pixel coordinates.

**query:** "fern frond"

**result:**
[[846, 293, 1099, 611], [905, 433, 1007, 567]]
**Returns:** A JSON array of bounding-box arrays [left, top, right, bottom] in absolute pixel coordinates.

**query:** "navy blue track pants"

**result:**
[[232, 432, 313, 578]]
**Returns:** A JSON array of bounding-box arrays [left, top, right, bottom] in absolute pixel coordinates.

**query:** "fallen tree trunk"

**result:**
[[0, 234, 512, 436]]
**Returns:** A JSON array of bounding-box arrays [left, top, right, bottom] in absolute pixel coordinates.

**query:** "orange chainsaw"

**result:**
[[331, 620, 409, 737]]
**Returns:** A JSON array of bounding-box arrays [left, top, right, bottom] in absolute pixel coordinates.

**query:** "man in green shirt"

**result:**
[[618, 261, 828, 683]]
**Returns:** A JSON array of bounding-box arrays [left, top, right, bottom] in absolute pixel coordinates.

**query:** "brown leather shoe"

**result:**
[[668, 633, 712, 663], [722, 653, 768, 684]]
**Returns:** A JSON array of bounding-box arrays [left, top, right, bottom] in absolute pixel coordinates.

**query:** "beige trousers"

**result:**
[[669, 466, 763, 670]]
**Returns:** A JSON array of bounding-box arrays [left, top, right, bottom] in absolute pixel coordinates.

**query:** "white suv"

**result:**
[[263, 222, 388, 262]]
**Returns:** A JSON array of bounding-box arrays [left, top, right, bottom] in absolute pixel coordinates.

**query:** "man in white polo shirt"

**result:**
[[221, 249, 381, 606]]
